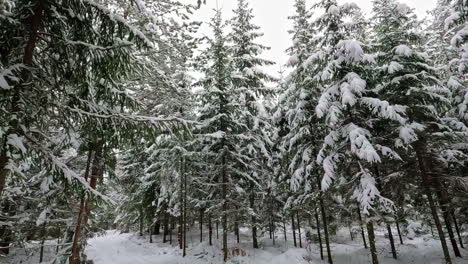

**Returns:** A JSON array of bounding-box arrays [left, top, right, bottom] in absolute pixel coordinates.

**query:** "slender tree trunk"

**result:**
[[170, 217, 173, 245], [349, 220, 354, 241], [291, 213, 297, 247], [70, 143, 101, 264], [367, 221, 379, 264], [56, 227, 61, 253], [315, 208, 324, 260], [272, 221, 276, 246], [183, 160, 187, 257], [436, 187, 461, 257], [222, 158, 228, 262], [216, 220, 219, 240], [297, 212, 302, 248], [155, 221, 160, 235], [387, 224, 397, 259], [163, 213, 168, 243], [39, 223, 46, 263], [320, 197, 333, 264], [415, 141, 452, 264], [357, 207, 368, 249], [208, 213, 213, 246], [395, 220, 404, 245], [200, 208, 204, 243], [250, 182, 258, 248], [451, 211, 464, 248], [235, 219, 240, 243]]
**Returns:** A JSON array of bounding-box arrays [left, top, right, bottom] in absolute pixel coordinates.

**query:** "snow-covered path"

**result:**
[[86, 231, 182, 264]]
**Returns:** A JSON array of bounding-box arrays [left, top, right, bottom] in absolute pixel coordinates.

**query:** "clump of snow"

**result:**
[[394, 45, 412, 57], [336, 39, 364, 62]]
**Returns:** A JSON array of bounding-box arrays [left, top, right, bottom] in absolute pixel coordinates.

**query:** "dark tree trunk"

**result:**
[[291, 213, 297, 247], [163, 213, 168, 243], [415, 141, 452, 264], [315, 208, 324, 260], [208, 214, 213, 246], [387, 224, 397, 259], [71, 141, 103, 264], [155, 221, 160, 235], [222, 158, 228, 262], [435, 186, 461, 257], [183, 160, 187, 257], [250, 182, 258, 248], [272, 220, 276, 246], [216, 220, 219, 240], [395, 220, 404, 245], [200, 208, 204, 243], [367, 221, 379, 264], [357, 207, 368, 249], [235, 219, 240, 244], [39, 223, 46, 263], [297, 212, 302, 248], [451, 211, 464, 249], [320, 197, 333, 264]]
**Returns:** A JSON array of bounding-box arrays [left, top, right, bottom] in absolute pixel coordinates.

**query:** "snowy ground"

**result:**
[[3, 227, 468, 264]]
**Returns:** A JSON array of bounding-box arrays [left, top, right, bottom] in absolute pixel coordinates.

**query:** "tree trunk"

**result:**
[[367, 221, 379, 264], [357, 207, 368, 249], [415, 141, 452, 264], [208, 213, 213, 246], [272, 220, 276, 246], [216, 220, 219, 240], [163, 213, 168, 243], [297, 212, 302, 248], [183, 159, 187, 257], [320, 197, 333, 264], [70, 142, 102, 264], [155, 221, 160, 235], [315, 208, 324, 260], [387, 224, 397, 259], [222, 158, 228, 262], [395, 220, 404, 245], [200, 208, 204, 243], [39, 223, 47, 263], [435, 185, 461, 257], [291, 213, 297, 247], [451, 211, 464, 249], [250, 182, 258, 248], [235, 219, 240, 243]]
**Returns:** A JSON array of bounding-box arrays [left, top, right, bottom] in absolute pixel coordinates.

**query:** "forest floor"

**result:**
[[4, 227, 468, 264]]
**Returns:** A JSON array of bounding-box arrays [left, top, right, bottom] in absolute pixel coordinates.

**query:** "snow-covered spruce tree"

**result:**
[[371, 1, 466, 263], [229, 0, 276, 249], [277, 0, 317, 252], [310, 1, 406, 263], [194, 9, 247, 261]]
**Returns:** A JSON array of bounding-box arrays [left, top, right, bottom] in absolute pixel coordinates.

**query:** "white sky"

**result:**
[[183, 0, 437, 75]]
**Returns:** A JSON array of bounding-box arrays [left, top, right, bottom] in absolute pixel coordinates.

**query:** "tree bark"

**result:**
[[367, 221, 379, 264], [70, 143, 101, 264], [357, 207, 368, 249], [451, 211, 464, 249], [395, 220, 404, 245], [315, 208, 324, 260], [39, 223, 47, 263], [222, 157, 228, 262], [297, 212, 302, 248], [183, 159, 187, 257], [200, 208, 204, 243], [435, 184, 461, 257], [320, 197, 333, 264], [387, 224, 397, 259], [208, 213, 213, 246], [414, 141, 452, 264], [251, 182, 258, 248], [291, 213, 297, 247]]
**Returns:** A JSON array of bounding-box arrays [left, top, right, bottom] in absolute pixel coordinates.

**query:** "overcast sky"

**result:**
[[183, 0, 437, 75]]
